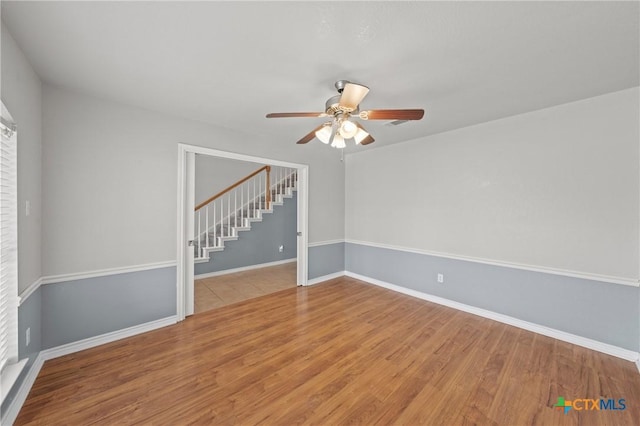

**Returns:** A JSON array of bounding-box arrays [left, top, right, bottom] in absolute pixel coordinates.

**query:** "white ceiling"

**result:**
[[2, 1, 638, 150]]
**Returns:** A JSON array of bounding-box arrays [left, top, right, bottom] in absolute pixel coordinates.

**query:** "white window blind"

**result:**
[[0, 108, 18, 376]]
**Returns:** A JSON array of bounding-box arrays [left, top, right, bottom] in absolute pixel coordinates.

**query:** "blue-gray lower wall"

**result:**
[[41, 266, 176, 349], [195, 193, 297, 276], [1, 287, 42, 417], [308, 242, 345, 280], [346, 242, 639, 352]]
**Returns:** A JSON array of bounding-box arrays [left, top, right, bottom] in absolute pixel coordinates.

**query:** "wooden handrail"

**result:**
[[195, 165, 271, 211]]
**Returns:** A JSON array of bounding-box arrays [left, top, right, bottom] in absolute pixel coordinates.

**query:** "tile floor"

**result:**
[[194, 261, 297, 313]]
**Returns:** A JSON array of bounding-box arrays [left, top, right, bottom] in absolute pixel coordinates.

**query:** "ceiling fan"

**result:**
[[266, 80, 424, 148]]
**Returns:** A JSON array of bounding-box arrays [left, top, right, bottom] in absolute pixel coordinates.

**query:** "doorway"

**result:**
[[176, 144, 308, 321]]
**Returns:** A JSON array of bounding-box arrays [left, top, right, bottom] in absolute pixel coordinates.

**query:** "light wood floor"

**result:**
[[195, 262, 296, 313], [16, 277, 640, 425]]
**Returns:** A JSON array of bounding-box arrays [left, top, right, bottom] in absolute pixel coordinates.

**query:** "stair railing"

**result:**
[[193, 165, 298, 260]]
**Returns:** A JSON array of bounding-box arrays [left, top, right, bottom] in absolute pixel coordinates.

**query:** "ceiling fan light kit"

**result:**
[[266, 80, 425, 148]]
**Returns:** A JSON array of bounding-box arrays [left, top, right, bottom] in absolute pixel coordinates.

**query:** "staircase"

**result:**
[[194, 165, 297, 262]]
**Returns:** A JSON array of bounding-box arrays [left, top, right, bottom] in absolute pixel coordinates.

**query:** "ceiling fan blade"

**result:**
[[296, 124, 327, 144], [339, 83, 370, 110], [267, 112, 326, 118], [359, 109, 424, 121], [354, 122, 375, 145], [354, 121, 375, 145], [360, 134, 375, 145]]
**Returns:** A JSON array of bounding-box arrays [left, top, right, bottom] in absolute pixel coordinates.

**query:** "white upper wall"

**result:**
[[195, 155, 261, 207], [346, 88, 639, 281], [1, 22, 42, 293], [42, 85, 345, 276]]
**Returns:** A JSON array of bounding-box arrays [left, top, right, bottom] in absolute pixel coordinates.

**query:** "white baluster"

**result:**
[[234, 189, 237, 227], [220, 198, 224, 237], [253, 177, 256, 217], [213, 201, 216, 246], [205, 206, 209, 248], [197, 210, 201, 257], [227, 192, 230, 235], [241, 183, 244, 226]]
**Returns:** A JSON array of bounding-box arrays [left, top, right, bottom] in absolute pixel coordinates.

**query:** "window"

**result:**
[[0, 102, 23, 403]]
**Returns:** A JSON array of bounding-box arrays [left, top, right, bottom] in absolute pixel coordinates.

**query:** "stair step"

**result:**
[[203, 246, 224, 253], [194, 178, 297, 262]]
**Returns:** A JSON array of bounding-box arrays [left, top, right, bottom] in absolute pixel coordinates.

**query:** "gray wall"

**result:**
[[344, 89, 640, 352], [41, 267, 176, 349], [346, 88, 639, 280], [195, 192, 297, 276], [1, 289, 42, 418], [308, 242, 345, 280], [346, 242, 639, 351], [1, 22, 42, 293]]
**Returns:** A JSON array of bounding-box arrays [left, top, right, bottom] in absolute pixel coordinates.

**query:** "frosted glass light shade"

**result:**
[[354, 128, 369, 144], [315, 125, 332, 144], [330, 134, 346, 149], [340, 120, 358, 139]]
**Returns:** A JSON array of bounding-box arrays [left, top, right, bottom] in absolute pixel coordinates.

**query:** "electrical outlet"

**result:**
[[278, 245, 284, 253], [26, 327, 31, 346], [437, 273, 444, 284]]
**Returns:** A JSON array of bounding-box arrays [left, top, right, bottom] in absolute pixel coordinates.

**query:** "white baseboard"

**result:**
[[41, 316, 177, 360], [195, 258, 296, 280], [345, 271, 640, 363], [636, 359, 640, 374], [1, 316, 177, 425], [1, 354, 45, 426], [306, 271, 345, 286]]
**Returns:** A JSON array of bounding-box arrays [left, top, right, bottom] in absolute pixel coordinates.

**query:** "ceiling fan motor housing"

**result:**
[[325, 94, 359, 116], [334, 80, 349, 93]]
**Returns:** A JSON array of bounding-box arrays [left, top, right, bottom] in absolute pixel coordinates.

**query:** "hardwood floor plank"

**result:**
[[15, 277, 640, 425]]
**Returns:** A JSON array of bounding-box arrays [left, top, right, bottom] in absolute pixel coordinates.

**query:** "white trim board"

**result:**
[[1, 316, 177, 426], [19, 277, 42, 305], [42, 316, 177, 360], [41, 260, 177, 285], [195, 258, 296, 280], [176, 143, 309, 321], [1, 359, 27, 405], [345, 239, 639, 287], [307, 271, 345, 286], [1, 355, 44, 426], [345, 271, 640, 363], [308, 239, 345, 248]]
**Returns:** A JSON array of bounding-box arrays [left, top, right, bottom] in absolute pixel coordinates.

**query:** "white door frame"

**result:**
[[176, 143, 309, 321]]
